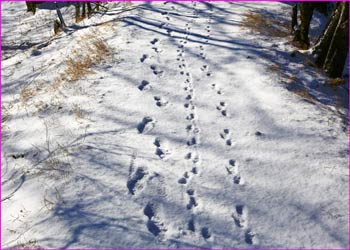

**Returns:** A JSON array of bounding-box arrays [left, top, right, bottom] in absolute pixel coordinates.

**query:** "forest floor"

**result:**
[[1, 2, 348, 248]]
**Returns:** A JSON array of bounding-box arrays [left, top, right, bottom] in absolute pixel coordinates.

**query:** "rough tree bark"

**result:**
[[75, 2, 81, 22], [291, 4, 298, 34], [87, 2, 92, 17], [322, 2, 348, 78], [298, 3, 315, 49], [313, 3, 344, 68], [82, 3, 86, 18], [26, 1, 36, 14]]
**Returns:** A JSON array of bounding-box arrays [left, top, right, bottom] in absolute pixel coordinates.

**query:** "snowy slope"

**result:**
[[1, 1, 348, 248]]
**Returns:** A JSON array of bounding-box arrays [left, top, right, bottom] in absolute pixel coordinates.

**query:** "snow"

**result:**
[[1, 1, 348, 248]]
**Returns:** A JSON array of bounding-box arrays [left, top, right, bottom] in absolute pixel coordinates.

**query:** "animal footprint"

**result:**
[[232, 205, 248, 228], [188, 217, 195, 232], [186, 189, 198, 209], [200, 65, 208, 71], [152, 47, 163, 53], [187, 137, 198, 146], [217, 101, 228, 117], [137, 117, 156, 134], [154, 137, 170, 159], [127, 167, 148, 195], [226, 159, 239, 175], [186, 113, 195, 120], [233, 174, 244, 185], [150, 38, 159, 45], [154, 96, 168, 107], [201, 227, 211, 239], [144, 202, 167, 238], [138, 80, 150, 91], [220, 129, 233, 146], [245, 229, 257, 245], [150, 65, 164, 76], [178, 171, 191, 184], [140, 54, 148, 63]]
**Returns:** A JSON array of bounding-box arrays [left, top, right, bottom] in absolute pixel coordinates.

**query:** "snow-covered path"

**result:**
[[2, 2, 348, 248]]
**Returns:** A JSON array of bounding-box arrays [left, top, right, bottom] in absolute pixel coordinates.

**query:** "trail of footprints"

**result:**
[[134, 3, 258, 244]]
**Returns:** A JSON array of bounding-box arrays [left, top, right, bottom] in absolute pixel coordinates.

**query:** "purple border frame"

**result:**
[[0, 0, 349, 249]]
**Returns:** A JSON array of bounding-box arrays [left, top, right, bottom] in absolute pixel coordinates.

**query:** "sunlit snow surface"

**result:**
[[2, 1, 348, 248]]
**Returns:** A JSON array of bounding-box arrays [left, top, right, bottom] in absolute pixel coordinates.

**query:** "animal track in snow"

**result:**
[[154, 137, 170, 159], [226, 159, 239, 175], [232, 205, 248, 228], [188, 217, 195, 232], [186, 113, 195, 120], [150, 65, 164, 76], [186, 189, 198, 210], [233, 174, 244, 185], [245, 229, 257, 245], [137, 117, 156, 134], [178, 171, 191, 184], [201, 227, 211, 239], [152, 47, 163, 53], [200, 65, 208, 71], [150, 38, 159, 45], [154, 96, 168, 107], [138, 80, 150, 91], [144, 202, 167, 238], [217, 101, 228, 117], [226, 159, 244, 184], [187, 137, 198, 146], [127, 167, 148, 195], [140, 54, 148, 63], [220, 129, 233, 146]]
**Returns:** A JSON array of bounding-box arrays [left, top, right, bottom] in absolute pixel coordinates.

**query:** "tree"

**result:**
[[292, 3, 315, 49], [313, 2, 348, 78], [291, 2, 348, 78]]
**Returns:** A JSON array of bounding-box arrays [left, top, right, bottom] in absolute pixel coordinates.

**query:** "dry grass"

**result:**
[[328, 77, 346, 86], [241, 11, 290, 38], [64, 37, 110, 82], [65, 56, 95, 82], [292, 88, 317, 103], [267, 63, 281, 73], [20, 86, 36, 106], [73, 104, 84, 120]]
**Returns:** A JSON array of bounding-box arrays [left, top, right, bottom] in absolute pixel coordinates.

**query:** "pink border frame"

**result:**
[[0, 1, 348, 249]]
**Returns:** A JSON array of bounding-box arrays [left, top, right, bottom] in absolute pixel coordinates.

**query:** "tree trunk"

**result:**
[[291, 4, 298, 34], [55, 2, 66, 28], [82, 3, 86, 18], [313, 2, 343, 68], [26, 2, 36, 14], [87, 2, 92, 17], [75, 2, 81, 22], [323, 2, 348, 78], [299, 3, 314, 49]]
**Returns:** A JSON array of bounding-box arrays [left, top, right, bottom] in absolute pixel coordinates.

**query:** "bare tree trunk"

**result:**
[[323, 2, 348, 78], [55, 2, 66, 28], [82, 3, 86, 18], [313, 2, 343, 68], [299, 3, 314, 49], [26, 1, 36, 14], [75, 2, 81, 22], [291, 4, 298, 34], [87, 2, 92, 17]]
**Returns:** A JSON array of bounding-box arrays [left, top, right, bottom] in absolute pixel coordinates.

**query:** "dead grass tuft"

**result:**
[[65, 56, 95, 82], [328, 77, 346, 86], [20, 86, 36, 106], [64, 36, 110, 82], [292, 88, 317, 103], [242, 11, 290, 38]]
